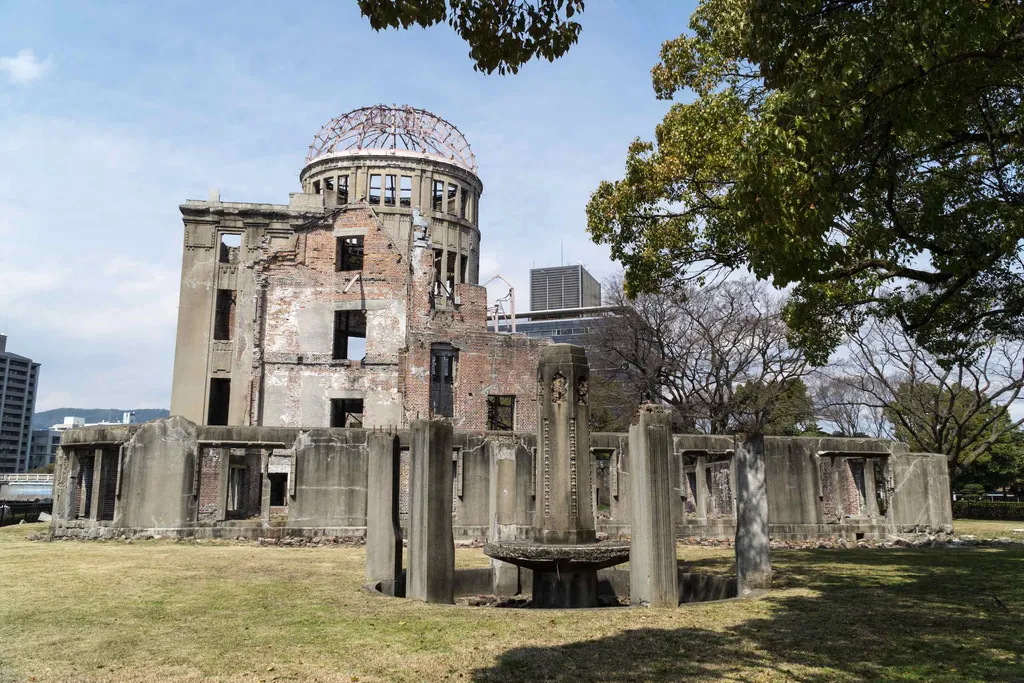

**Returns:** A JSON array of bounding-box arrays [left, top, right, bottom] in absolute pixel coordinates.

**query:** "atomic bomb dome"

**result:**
[[305, 104, 477, 172]]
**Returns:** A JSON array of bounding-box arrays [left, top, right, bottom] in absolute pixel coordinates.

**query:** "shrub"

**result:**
[[952, 500, 1024, 521]]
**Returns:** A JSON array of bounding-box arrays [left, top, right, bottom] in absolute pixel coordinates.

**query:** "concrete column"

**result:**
[[734, 433, 771, 594], [89, 448, 103, 521], [260, 450, 271, 526], [831, 457, 843, 522], [864, 459, 880, 518], [407, 419, 455, 604], [489, 436, 520, 595], [366, 433, 403, 586], [695, 455, 709, 521], [216, 447, 230, 521], [629, 405, 679, 607]]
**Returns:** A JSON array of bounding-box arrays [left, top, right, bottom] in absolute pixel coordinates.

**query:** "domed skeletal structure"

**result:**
[[306, 104, 477, 172]]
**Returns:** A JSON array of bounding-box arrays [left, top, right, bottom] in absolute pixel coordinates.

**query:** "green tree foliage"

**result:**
[[951, 428, 1024, 495], [586, 0, 1024, 364], [356, 0, 585, 74], [733, 378, 816, 436]]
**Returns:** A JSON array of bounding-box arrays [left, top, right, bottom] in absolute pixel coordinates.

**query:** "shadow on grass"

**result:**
[[472, 548, 1024, 682]]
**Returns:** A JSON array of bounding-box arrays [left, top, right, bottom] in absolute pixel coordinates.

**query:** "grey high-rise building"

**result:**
[[0, 334, 40, 473], [530, 265, 601, 311]]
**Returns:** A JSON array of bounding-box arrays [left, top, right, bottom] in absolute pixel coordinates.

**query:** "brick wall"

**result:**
[[198, 449, 220, 520]]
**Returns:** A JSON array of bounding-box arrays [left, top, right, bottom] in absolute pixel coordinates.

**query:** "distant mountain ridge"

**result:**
[[32, 408, 170, 431]]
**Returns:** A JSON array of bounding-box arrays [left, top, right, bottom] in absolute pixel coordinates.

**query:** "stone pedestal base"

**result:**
[[532, 569, 598, 608]]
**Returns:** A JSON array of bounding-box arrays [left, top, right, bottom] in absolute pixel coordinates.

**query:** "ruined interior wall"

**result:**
[[258, 206, 408, 428], [403, 331, 546, 430]]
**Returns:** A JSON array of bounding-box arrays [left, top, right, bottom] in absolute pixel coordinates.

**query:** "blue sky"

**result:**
[[0, 1, 696, 411]]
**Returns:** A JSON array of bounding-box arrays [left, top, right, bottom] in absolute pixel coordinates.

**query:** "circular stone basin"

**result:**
[[483, 540, 631, 572]]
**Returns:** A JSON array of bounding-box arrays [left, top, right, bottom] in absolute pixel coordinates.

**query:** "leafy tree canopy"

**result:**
[[357, 0, 585, 74], [586, 0, 1024, 364]]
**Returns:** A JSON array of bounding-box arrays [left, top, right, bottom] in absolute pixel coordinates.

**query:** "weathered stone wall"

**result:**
[[50, 418, 953, 541]]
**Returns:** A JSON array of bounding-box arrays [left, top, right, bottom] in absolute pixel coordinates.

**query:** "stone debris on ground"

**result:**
[[677, 534, 1024, 549]]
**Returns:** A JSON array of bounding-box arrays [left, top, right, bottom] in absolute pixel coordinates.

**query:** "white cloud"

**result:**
[[0, 49, 52, 86]]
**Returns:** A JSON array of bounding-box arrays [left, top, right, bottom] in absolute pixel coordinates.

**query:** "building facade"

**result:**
[[0, 334, 40, 473], [29, 429, 61, 471], [170, 105, 545, 432], [530, 265, 602, 311]]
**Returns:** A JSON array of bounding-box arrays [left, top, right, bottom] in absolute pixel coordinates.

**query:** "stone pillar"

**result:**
[[629, 405, 678, 607], [734, 433, 771, 594], [533, 344, 596, 607], [216, 447, 231, 521], [534, 344, 594, 544], [407, 419, 455, 604], [864, 459, 880, 518], [89, 449, 103, 521], [695, 455, 709, 521], [366, 433, 403, 586], [260, 450, 271, 526], [489, 436, 520, 595]]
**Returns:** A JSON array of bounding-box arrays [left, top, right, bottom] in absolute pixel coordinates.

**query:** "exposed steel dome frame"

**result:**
[[306, 104, 477, 172]]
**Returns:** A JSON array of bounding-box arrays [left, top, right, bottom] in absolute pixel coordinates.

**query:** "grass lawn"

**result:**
[[954, 518, 1024, 539], [1, 524, 1022, 683]]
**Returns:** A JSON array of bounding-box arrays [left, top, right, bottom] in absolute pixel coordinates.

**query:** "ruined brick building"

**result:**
[[170, 105, 545, 432]]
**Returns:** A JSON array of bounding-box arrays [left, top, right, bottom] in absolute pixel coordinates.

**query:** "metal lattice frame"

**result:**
[[306, 104, 477, 172]]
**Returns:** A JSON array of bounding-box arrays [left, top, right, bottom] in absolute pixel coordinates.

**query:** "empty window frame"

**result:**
[[313, 179, 321, 195], [323, 177, 334, 194], [430, 346, 457, 418], [330, 398, 364, 428], [338, 175, 349, 204], [219, 233, 241, 264], [384, 174, 397, 206], [336, 235, 364, 271], [213, 289, 236, 341], [333, 310, 367, 360], [460, 254, 468, 284], [207, 378, 231, 426], [447, 183, 458, 215], [432, 180, 445, 211], [487, 395, 515, 431], [268, 473, 287, 506], [400, 176, 412, 207], [459, 187, 468, 219], [369, 174, 382, 205]]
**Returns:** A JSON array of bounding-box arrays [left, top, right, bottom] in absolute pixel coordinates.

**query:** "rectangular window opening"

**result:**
[[400, 176, 412, 208], [268, 473, 288, 506], [432, 180, 445, 211], [338, 175, 349, 204], [430, 346, 457, 418], [213, 289, 236, 341], [460, 254, 468, 283], [459, 187, 468, 219], [323, 177, 334, 192], [336, 235, 364, 271], [333, 310, 367, 360], [330, 398, 364, 428], [369, 174, 382, 205], [384, 174, 397, 206], [487, 395, 515, 431], [219, 233, 241, 264], [447, 182, 458, 215], [313, 180, 321, 195], [207, 378, 231, 426]]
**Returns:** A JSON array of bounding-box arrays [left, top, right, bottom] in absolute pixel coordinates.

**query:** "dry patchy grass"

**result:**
[[954, 518, 1024, 539], [0, 524, 1021, 682]]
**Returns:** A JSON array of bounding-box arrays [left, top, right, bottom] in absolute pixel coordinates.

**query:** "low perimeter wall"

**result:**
[[50, 417, 952, 541]]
